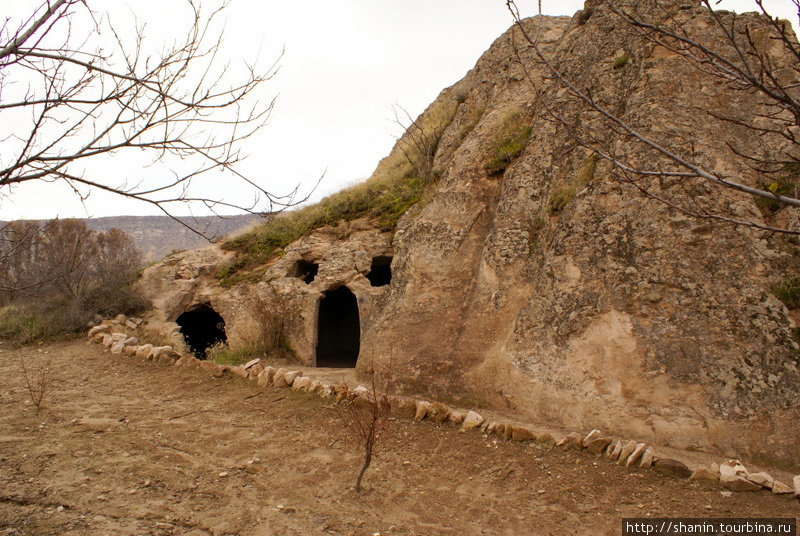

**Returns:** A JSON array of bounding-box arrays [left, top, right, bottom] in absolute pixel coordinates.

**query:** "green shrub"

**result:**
[[756, 180, 796, 214], [221, 164, 426, 278], [549, 184, 576, 214], [773, 277, 800, 309], [207, 343, 262, 366], [0, 306, 47, 342], [613, 53, 629, 69], [484, 112, 533, 175]]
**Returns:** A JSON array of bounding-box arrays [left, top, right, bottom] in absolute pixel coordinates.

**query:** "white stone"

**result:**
[[720, 464, 760, 492], [606, 440, 622, 461], [110, 342, 125, 355], [88, 325, 111, 338], [771, 480, 793, 495], [148, 346, 172, 360], [794, 475, 800, 498], [414, 400, 431, 422], [272, 368, 288, 386], [626, 443, 647, 467], [243, 358, 261, 370], [617, 440, 637, 465], [352, 385, 369, 398], [122, 337, 138, 346], [283, 370, 302, 386], [135, 344, 153, 359], [461, 410, 484, 430], [291, 376, 312, 391], [582, 429, 602, 446], [746, 472, 774, 489], [638, 447, 655, 469]]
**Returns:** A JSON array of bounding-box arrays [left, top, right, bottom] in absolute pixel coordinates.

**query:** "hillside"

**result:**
[[84, 214, 260, 262]]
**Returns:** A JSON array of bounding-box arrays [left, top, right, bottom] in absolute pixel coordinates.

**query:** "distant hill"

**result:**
[[83, 214, 260, 262]]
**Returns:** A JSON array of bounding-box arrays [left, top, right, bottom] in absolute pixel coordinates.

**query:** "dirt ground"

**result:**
[[1, 340, 797, 536]]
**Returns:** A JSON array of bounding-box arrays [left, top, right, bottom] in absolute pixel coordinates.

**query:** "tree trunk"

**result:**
[[355, 443, 372, 492]]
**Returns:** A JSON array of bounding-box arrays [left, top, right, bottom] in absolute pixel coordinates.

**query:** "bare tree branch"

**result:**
[[0, 1, 305, 238], [505, 0, 800, 234]]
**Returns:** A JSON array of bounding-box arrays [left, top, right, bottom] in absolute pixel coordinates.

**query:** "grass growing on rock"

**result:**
[[220, 151, 426, 283], [773, 276, 800, 309], [484, 111, 533, 176], [219, 94, 465, 284]]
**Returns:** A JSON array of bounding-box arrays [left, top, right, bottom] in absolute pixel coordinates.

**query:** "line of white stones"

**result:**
[[86, 318, 800, 500]]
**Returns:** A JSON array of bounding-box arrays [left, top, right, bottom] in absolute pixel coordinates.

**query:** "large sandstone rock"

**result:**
[[132, 2, 800, 467]]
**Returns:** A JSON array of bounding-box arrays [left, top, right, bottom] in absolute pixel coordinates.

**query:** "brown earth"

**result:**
[[1, 340, 796, 536]]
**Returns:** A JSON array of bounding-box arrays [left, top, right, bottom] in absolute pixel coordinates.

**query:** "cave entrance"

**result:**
[[290, 259, 319, 284], [366, 256, 392, 287], [316, 286, 360, 368], [176, 304, 226, 359]]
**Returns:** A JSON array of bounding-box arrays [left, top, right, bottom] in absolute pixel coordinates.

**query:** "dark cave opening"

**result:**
[[176, 304, 227, 359], [316, 286, 360, 368], [366, 256, 392, 287], [291, 259, 319, 284]]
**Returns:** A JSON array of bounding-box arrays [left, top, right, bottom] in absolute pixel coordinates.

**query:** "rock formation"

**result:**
[[137, 1, 800, 467]]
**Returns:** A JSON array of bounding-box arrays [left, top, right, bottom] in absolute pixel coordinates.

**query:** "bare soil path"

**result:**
[[0, 340, 796, 536]]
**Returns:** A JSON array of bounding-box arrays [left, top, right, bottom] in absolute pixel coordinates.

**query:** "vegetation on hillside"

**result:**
[[218, 97, 462, 284], [0, 220, 147, 342], [484, 111, 533, 176]]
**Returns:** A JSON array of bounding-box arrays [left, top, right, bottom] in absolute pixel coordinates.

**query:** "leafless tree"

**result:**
[[336, 365, 392, 492], [0, 0, 299, 233], [391, 102, 456, 182], [0, 219, 144, 325], [20, 357, 50, 415], [506, 0, 800, 234]]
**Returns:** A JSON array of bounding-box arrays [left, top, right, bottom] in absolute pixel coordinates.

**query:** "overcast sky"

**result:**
[[1, 0, 795, 220]]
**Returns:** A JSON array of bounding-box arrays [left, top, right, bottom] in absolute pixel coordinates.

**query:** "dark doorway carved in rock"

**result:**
[[176, 303, 226, 359], [316, 286, 360, 367]]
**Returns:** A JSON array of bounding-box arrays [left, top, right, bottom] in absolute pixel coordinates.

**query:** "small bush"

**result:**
[[773, 277, 800, 309], [395, 98, 459, 182], [207, 343, 259, 366], [755, 180, 796, 214], [577, 153, 599, 185], [549, 185, 577, 214], [0, 306, 48, 342], [613, 53, 629, 69], [484, 112, 533, 176]]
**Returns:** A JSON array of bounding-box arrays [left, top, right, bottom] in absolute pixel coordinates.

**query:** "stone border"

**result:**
[[87, 316, 800, 501]]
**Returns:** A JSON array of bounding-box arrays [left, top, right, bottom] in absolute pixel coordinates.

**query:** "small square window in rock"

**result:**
[[366, 256, 392, 287], [291, 260, 319, 284]]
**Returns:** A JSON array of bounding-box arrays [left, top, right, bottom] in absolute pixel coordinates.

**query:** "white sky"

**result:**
[[1, 0, 796, 220]]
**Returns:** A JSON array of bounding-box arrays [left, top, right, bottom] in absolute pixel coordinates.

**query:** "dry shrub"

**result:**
[[335, 362, 393, 492], [20, 357, 51, 415]]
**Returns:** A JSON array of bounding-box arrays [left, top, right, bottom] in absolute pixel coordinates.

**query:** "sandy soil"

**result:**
[[0, 340, 797, 536]]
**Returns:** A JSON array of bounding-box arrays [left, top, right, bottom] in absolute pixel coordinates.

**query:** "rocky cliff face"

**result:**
[[138, 1, 800, 468]]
